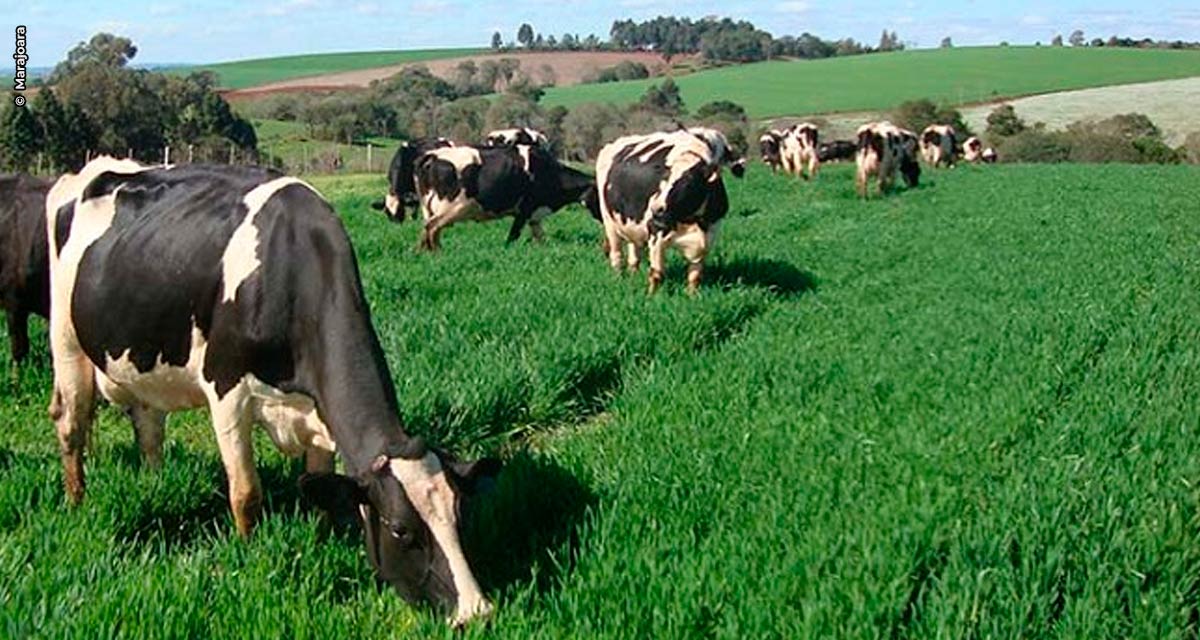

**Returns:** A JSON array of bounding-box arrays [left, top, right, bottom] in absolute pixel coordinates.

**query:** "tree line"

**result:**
[[0, 34, 256, 173], [490, 16, 901, 63]]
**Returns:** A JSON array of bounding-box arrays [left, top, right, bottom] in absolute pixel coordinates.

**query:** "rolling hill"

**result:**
[[187, 47, 485, 90], [538, 46, 1200, 118]]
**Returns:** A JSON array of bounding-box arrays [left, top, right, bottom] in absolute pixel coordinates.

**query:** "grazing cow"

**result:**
[[1, 173, 52, 364], [46, 157, 498, 627], [982, 147, 998, 164], [781, 123, 820, 180], [414, 144, 594, 250], [855, 121, 921, 198], [818, 140, 857, 163], [588, 127, 746, 294], [920, 124, 958, 168], [371, 137, 455, 222], [759, 130, 786, 173], [483, 127, 548, 148], [963, 136, 984, 163]]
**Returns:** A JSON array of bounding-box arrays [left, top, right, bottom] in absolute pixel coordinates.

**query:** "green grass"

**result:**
[[541, 46, 1200, 118], [186, 48, 484, 90], [4, 161, 1200, 637], [252, 119, 403, 174]]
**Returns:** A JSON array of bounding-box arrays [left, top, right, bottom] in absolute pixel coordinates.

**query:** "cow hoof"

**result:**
[[450, 599, 494, 628]]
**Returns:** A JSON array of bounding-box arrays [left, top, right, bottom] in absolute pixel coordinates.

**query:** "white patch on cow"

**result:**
[[221, 177, 310, 303], [385, 193, 401, 217], [390, 455, 492, 626], [97, 325, 209, 412], [517, 145, 533, 174]]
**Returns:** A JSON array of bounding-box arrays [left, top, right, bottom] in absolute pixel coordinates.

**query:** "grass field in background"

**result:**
[[189, 48, 484, 90], [541, 46, 1200, 118], [3, 162, 1200, 637]]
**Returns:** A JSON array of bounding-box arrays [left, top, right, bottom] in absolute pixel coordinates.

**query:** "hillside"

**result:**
[[188, 48, 484, 90], [539, 46, 1200, 118]]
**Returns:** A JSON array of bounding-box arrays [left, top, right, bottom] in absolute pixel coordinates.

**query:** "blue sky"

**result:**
[[6, 0, 1200, 66]]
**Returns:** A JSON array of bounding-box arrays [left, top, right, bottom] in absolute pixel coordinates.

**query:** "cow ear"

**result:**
[[444, 456, 503, 494], [299, 472, 368, 512]]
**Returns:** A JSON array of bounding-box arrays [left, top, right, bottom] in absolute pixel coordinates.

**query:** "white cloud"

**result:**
[[354, 2, 383, 14], [1019, 14, 1049, 26]]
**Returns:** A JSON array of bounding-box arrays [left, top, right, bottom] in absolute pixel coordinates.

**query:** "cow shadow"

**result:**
[[461, 452, 597, 596], [675, 257, 818, 298]]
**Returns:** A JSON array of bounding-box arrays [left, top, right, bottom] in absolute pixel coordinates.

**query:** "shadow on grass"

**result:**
[[690, 257, 819, 298], [461, 452, 597, 596]]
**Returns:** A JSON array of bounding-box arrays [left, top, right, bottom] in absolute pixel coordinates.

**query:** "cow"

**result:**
[[46, 157, 498, 627], [483, 127, 548, 148], [781, 123, 820, 180], [759, 130, 786, 173], [818, 140, 857, 163], [855, 121, 921, 198], [920, 124, 958, 168], [588, 127, 746, 294], [371, 137, 455, 222], [414, 144, 594, 251], [963, 136, 984, 163], [1, 173, 52, 364], [982, 147, 998, 164]]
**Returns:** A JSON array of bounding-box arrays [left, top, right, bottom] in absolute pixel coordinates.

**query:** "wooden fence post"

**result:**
[[164, 146, 170, 166], [367, 143, 372, 172]]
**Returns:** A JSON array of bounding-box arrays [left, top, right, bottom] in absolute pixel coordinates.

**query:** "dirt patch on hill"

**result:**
[[223, 51, 690, 100]]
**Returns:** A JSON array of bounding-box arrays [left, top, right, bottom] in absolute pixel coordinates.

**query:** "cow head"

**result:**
[[300, 445, 502, 626], [759, 133, 781, 165]]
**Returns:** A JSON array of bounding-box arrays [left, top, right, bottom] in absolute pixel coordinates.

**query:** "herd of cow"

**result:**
[[0, 118, 991, 628]]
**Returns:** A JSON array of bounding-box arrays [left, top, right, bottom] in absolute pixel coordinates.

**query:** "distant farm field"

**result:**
[[4, 162, 1200, 636], [540, 46, 1200, 118], [962, 77, 1200, 146], [189, 48, 484, 90]]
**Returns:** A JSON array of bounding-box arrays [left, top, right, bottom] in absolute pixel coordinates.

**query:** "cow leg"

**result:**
[[128, 404, 166, 469], [625, 243, 642, 272], [49, 355, 96, 505], [6, 309, 30, 364], [209, 391, 261, 538], [605, 226, 624, 273], [647, 233, 669, 294], [506, 214, 530, 244]]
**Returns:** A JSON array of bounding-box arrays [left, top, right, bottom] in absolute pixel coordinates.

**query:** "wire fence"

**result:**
[[26, 142, 392, 178]]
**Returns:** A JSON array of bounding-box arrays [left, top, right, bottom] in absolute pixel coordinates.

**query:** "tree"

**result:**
[[1051, 34, 1063, 46], [985, 104, 1026, 138], [518, 23, 535, 48], [696, 100, 747, 122], [940, 36, 953, 48], [49, 33, 138, 82], [879, 30, 893, 51], [635, 77, 685, 117], [61, 102, 97, 169], [1069, 30, 1085, 46], [32, 88, 74, 171], [491, 31, 503, 50], [891, 31, 902, 50], [0, 104, 42, 171]]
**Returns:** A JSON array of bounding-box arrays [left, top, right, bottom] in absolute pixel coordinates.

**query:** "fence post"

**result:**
[[164, 146, 170, 166], [188, 144, 194, 164], [128, 148, 133, 160], [229, 144, 235, 165], [303, 145, 309, 174], [367, 143, 372, 172]]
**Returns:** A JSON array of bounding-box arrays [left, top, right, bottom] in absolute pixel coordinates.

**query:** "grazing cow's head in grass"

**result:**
[[300, 445, 501, 625]]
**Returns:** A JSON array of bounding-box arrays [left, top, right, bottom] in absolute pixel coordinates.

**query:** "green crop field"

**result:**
[[3, 161, 1200, 637], [187, 48, 484, 90], [541, 46, 1200, 118]]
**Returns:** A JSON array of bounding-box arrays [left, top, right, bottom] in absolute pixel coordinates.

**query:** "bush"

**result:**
[[695, 101, 747, 122], [892, 99, 971, 137], [584, 61, 651, 84], [561, 103, 628, 161], [1183, 132, 1200, 164], [986, 104, 1026, 138], [995, 126, 1072, 163], [1065, 114, 1183, 164]]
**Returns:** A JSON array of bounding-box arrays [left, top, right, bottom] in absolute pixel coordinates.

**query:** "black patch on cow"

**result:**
[[605, 144, 672, 224], [1, 173, 53, 362], [819, 140, 857, 162], [417, 156, 464, 202], [55, 201, 75, 258]]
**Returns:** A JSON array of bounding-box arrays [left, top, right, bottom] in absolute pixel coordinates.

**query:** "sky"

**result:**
[[4, 0, 1200, 67]]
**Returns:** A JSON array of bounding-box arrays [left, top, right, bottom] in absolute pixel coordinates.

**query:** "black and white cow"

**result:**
[[588, 127, 746, 294], [982, 147, 998, 164], [781, 123, 820, 180], [855, 121, 921, 198], [818, 140, 857, 163], [920, 124, 958, 168], [963, 136, 984, 163], [372, 137, 456, 222], [414, 144, 594, 250], [46, 157, 497, 627], [483, 128, 548, 148], [758, 129, 786, 173], [1, 172, 52, 364]]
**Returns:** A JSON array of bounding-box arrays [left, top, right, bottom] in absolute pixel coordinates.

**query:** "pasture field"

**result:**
[[540, 46, 1200, 118], [188, 48, 484, 90], [3, 161, 1200, 637]]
